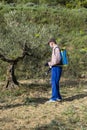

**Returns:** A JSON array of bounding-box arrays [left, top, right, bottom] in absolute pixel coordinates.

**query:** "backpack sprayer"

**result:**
[[45, 48, 68, 75]]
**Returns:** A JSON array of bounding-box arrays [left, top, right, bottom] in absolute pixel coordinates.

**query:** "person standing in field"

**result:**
[[45, 38, 62, 102]]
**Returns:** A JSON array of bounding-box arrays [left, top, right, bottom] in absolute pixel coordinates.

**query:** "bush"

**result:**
[[81, 0, 87, 8]]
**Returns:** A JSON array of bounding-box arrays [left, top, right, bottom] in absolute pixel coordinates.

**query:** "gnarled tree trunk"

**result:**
[[6, 63, 19, 88], [0, 44, 30, 88]]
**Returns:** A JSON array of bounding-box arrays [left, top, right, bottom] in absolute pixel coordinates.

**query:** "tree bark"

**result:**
[[6, 63, 19, 88]]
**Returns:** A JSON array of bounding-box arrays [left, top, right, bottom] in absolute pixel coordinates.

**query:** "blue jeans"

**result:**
[[51, 66, 62, 100]]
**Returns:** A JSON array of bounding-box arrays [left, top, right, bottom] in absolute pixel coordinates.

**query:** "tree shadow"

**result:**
[[0, 79, 87, 110], [19, 82, 51, 91], [34, 119, 73, 130], [60, 78, 87, 88], [63, 93, 87, 102], [60, 78, 87, 102], [24, 97, 48, 105], [0, 97, 48, 110], [19, 78, 87, 91], [0, 103, 24, 110]]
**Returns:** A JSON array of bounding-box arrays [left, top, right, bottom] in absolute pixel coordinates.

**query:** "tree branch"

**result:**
[[0, 44, 29, 63]]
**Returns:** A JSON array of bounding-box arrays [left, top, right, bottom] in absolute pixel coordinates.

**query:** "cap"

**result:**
[[48, 38, 57, 45]]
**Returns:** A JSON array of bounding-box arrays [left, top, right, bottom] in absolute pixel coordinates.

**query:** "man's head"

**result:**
[[48, 38, 57, 48]]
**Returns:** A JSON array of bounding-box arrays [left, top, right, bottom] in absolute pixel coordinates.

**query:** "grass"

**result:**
[[0, 78, 87, 130]]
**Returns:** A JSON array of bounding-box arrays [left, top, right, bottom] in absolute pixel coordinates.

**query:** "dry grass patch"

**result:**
[[0, 78, 87, 130]]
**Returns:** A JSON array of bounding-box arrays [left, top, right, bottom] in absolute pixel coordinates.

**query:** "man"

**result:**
[[45, 38, 62, 102]]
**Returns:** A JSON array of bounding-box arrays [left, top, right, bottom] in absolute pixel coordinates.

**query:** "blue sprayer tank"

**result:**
[[61, 49, 68, 65]]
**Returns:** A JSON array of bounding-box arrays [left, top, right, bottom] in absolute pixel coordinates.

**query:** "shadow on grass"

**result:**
[[0, 97, 48, 110], [19, 82, 51, 91], [0, 79, 87, 110], [0, 103, 24, 110], [61, 79, 87, 88], [34, 119, 75, 130], [19, 78, 87, 90], [24, 97, 48, 105], [63, 93, 87, 102]]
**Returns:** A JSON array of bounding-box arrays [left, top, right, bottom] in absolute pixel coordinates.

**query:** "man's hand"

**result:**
[[44, 62, 49, 66]]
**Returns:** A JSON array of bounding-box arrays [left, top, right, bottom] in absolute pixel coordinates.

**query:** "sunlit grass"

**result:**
[[0, 79, 87, 130]]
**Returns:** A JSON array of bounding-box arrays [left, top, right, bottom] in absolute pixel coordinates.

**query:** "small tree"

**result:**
[[0, 44, 31, 88]]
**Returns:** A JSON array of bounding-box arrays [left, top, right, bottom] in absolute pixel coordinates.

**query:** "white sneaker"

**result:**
[[46, 99, 56, 103], [56, 99, 62, 102]]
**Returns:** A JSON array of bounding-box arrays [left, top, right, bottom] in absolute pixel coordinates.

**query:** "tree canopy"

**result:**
[[0, 2, 87, 82]]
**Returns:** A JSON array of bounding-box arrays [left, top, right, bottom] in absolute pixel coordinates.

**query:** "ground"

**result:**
[[0, 78, 87, 130]]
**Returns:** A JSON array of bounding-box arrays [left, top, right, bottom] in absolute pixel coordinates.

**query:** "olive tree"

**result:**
[[0, 10, 60, 87]]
